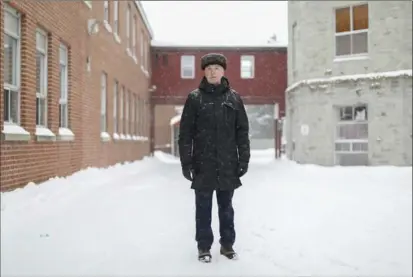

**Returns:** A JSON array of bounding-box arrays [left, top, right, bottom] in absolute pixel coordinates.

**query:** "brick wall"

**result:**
[[0, 1, 153, 191]]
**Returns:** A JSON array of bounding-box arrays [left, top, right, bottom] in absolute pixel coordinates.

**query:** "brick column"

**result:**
[[19, 14, 36, 135], [47, 34, 60, 134]]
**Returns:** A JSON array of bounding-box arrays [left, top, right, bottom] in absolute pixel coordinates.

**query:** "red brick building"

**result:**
[[0, 1, 155, 191], [150, 44, 288, 154]]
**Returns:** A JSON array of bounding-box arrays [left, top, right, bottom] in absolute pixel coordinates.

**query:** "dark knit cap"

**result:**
[[201, 53, 227, 70]]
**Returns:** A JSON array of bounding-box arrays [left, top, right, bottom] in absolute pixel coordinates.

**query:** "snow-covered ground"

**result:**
[[1, 149, 411, 276]]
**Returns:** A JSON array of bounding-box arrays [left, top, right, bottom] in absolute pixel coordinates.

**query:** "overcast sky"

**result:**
[[141, 1, 288, 46]]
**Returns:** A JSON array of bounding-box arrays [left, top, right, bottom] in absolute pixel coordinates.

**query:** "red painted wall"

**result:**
[[151, 47, 287, 114]]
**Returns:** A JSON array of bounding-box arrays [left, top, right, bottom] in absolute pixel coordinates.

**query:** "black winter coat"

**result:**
[[178, 76, 250, 190]]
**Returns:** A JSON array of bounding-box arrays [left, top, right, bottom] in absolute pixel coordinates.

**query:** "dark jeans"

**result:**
[[195, 189, 235, 250]]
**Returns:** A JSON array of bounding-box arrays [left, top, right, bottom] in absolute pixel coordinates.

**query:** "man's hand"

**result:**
[[182, 166, 195, 181], [237, 163, 248, 177]]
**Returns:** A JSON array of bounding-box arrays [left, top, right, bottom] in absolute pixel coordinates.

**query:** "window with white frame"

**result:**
[[113, 1, 119, 35], [126, 4, 131, 50], [36, 29, 48, 127], [240, 55, 254, 79], [4, 5, 21, 124], [125, 90, 130, 134], [335, 4, 368, 57], [335, 104, 369, 166], [143, 37, 147, 71], [131, 94, 135, 135], [100, 72, 107, 132], [135, 97, 140, 135], [132, 16, 137, 58], [103, 1, 109, 23], [181, 55, 195, 79], [113, 81, 118, 134], [59, 44, 69, 128], [140, 30, 144, 65], [120, 86, 124, 134]]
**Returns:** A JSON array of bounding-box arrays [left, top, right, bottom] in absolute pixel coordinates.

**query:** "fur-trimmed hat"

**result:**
[[201, 53, 227, 70]]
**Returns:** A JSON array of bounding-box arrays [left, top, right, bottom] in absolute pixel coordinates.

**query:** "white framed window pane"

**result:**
[[104, 1, 109, 21], [4, 34, 18, 86], [59, 45, 67, 64], [5, 10, 19, 35], [36, 31, 47, 51], [336, 34, 351, 56], [36, 52, 46, 94], [36, 96, 46, 126], [352, 32, 368, 54], [336, 153, 368, 166], [336, 123, 368, 140], [59, 103, 68, 128], [3, 88, 19, 123]]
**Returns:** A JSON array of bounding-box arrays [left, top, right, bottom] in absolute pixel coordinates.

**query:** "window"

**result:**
[[36, 29, 48, 127], [113, 1, 119, 35], [3, 5, 21, 124], [335, 105, 368, 166], [181, 55, 195, 79], [241, 55, 254, 79], [131, 94, 135, 135], [135, 97, 142, 136], [140, 30, 144, 65], [59, 44, 69, 128], [100, 73, 107, 132], [113, 81, 118, 134], [103, 1, 109, 23], [335, 4, 368, 57], [120, 86, 124, 134], [125, 90, 130, 134], [126, 4, 131, 50], [132, 16, 137, 58]]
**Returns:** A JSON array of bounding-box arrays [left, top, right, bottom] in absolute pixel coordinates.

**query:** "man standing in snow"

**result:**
[[178, 53, 250, 262]]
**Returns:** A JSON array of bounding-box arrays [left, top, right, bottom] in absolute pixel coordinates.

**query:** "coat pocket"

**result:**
[[223, 101, 238, 124]]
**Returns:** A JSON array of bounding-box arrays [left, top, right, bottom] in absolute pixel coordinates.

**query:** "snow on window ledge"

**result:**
[[113, 133, 120, 140], [120, 133, 126, 140], [2, 124, 30, 141], [125, 134, 133, 140], [140, 65, 149, 78], [100, 132, 111, 142], [114, 33, 121, 44], [103, 21, 112, 33], [134, 135, 148, 142], [333, 55, 369, 63], [58, 128, 75, 141], [35, 127, 56, 142]]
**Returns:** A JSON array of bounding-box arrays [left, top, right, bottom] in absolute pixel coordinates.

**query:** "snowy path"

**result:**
[[1, 150, 412, 276]]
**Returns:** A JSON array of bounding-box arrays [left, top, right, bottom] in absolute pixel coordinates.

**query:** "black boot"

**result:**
[[198, 248, 212, 263], [220, 245, 238, 260]]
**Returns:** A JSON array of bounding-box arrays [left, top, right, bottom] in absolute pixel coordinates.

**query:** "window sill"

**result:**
[[141, 66, 150, 78], [58, 127, 75, 141], [133, 135, 149, 141], [35, 127, 56, 142], [2, 124, 31, 141], [333, 55, 369, 63], [103, 21, 112, 33], [114, 33, 121, 44], [113, 133, 121, 140], [125, 134, 133, 140], [101, 132, 111, 142]]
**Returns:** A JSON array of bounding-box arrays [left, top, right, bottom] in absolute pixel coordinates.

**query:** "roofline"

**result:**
[[134, 1, 154, 39], [151, 45, 287, 52]]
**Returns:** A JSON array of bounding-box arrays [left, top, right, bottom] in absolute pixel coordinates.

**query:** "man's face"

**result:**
[[204, 64, 225, 84]]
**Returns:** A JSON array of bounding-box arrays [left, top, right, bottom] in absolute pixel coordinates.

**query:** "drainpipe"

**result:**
[[148, 85, 157, 156]]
